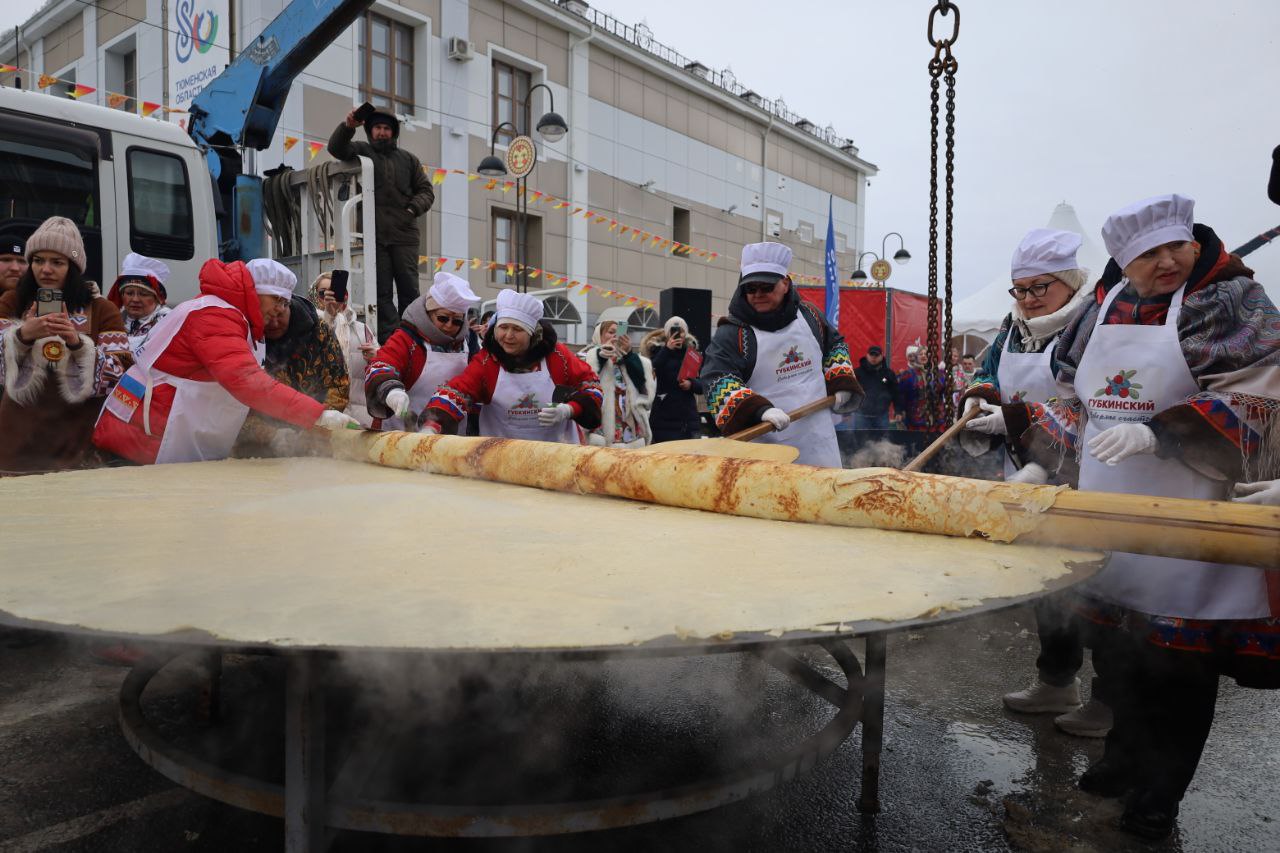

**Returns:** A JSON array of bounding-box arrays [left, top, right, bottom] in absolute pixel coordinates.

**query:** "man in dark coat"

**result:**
[[852, 345, 898, 429], [328, 109, 435, 342]]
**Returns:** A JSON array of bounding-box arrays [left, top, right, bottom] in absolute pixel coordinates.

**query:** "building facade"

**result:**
[[1, 0, 875, 340]]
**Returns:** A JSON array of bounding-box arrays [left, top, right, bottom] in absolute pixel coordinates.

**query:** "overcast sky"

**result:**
[[585, 0, 1280, 302], [10, 0, 1280, 302]]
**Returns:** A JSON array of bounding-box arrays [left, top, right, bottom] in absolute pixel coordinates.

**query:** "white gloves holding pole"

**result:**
[[965, 401, 1006, 435], [314, 410, 359, 431], [385, 388, 412, 420], [1086, 423, 1157, 466], [832, 390, 857, 415], [538, 403, 574, 426], [760, 407, 791, 431], [1232, 480, 1280, 506], [1007, 462, 1049, 485]]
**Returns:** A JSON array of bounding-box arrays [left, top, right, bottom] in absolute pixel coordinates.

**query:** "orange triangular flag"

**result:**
[[68, 84, 95, 99], [107, 92, 128, 109], [467, 173, 479, 182], [454, 259, 466, 272], [471, 258, 482, 269], [505, 263, 515, 277], [0, 64, 17, 73], [530, 191, 543, 203], [37, 73, 58, 89], [307, 141, 324, 161], [418, 255, 430, 266], [608, 220, 618, 231], [283, 136, 299, 152], [483, 178, 498, 190], [528, 268, 540, 280], [501, 182, 514, 194], [434, 257, 447, 272], [553, 201, 569, 210], [431, 168, 447, 185], [141, 101, 161, 118]]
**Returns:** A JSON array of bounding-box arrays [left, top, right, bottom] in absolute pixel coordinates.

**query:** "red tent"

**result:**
[[795, 286, 939, 372]]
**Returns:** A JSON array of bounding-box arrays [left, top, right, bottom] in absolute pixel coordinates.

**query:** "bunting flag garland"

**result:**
[[67, 84, 95, 99], [283, 136, 299, 152], [412, 254, 658, 309], [140, 102, 161, 118], [37, 73, 57, 89], [430, 168, 447, 185], [106, 93, 128, 109], [306, 141, 324, 161], [6, 65, 191, 116], [0, 64, 17, 73]]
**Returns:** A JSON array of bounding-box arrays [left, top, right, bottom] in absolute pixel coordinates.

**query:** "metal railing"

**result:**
[[550, 1, 856, 153]]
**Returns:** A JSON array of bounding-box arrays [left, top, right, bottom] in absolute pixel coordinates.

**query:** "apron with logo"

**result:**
[[996, 335, 1059, 479], [479, 359, 579, 444], [382, 348, 469, 433], [748, 317, 842, 468], [100, 295, 266, 464], [1075, 281, 1268, 619]]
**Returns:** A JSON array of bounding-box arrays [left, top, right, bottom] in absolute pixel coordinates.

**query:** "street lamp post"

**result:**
[[851, 233, 911, 285], [475, 83, 569, 293]]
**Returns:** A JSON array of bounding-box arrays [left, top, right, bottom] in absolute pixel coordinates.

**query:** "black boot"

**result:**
[[1078, 755, 1134, 798], [1120, 788, 1179, 841]]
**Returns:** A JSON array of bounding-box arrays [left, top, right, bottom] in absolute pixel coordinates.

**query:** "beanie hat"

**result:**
[[0, 223, 32, 257], [25, 216, 87, 273]]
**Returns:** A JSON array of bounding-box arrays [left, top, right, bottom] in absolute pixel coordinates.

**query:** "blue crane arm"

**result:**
[[186, 0, 374, 259]]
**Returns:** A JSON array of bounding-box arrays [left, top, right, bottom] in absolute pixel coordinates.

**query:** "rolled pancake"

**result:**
[[0, 459, 1102, 651]]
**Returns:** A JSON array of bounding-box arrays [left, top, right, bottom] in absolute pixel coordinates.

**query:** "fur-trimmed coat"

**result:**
[[578, 343, 655, 447], [0, 291, 131, 474]]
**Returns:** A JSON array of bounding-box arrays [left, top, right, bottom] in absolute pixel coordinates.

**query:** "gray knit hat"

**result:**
[[25, 216, 87, 273]]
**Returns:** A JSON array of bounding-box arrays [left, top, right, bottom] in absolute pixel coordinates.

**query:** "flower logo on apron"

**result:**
[[1095, 369, 1144, 400], [775, 345, 813, 380]]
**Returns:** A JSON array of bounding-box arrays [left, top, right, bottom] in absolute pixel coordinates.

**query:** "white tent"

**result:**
[[951, 202, 1109, 344]]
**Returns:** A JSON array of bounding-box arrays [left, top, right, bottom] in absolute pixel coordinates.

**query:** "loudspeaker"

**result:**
[[659, 287, 712, 347]]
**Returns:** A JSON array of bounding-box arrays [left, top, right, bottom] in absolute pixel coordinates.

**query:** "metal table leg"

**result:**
[[858, 634, 886, 814], [285, 653, 326, 853]]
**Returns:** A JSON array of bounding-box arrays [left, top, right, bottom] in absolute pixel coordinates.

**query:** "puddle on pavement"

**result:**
[[945, 720, 1034, 792]]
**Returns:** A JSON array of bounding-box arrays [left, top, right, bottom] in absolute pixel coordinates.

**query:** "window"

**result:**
[[492, 60, 531, 143], [671, 207, 691, 257], [766, 211, 782, 238], [105, 44, 137, 111], [358, 12, 414, 115], [492, 209, 541, 286], [122, 51, 136, 106], [127, 148, 194, 259], [796, 222, 814, 244]]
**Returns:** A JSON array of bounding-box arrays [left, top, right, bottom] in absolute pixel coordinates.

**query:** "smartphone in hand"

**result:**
[[330, 269, 350, 303], [353, 102, 376, 124], [35, 287, 65, 316]]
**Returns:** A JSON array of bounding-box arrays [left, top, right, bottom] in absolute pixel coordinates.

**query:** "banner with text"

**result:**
[[167, 0, 230, 128]]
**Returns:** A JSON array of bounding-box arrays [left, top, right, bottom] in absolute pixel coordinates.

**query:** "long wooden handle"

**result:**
[[726, 395, 837, 442], [903, 408, 981, 472]]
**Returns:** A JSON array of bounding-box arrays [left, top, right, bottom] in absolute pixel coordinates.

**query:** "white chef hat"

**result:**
[[905, 344, 921, 357], [119, 253, 171, 287], [1011, 229, 1082, 280], [493, 288, 543, 334], [426, 272, 481, 315], [739, 241, 793, 285], [1101, 194, 1195, 270], [246, 258, 298, 299]]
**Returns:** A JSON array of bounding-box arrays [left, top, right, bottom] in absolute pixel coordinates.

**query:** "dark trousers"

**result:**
[[1091, 624, 1219, 802], [375, 242, 420, 343], [652, 425, 700, 443], [1034, 594, 1085, 688]]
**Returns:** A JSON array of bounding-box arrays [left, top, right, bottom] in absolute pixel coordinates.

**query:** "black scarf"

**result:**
[[265, 295, 317, 371], [482, 320, 557, 372]]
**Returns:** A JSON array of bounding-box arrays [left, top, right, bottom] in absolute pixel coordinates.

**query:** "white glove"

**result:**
[[537, 403, 574, 426], [832, 390, 857, 414], [1087, 422, 1157, 466], [760, 407, 791, 431], [965, 401, 1006, 435], [385, 388, 411, 419], [417, 419, 442, 435], [962, 396, 982, 416], [269, 428, 297, 457], [1006, 462, 1049, 485], [314, 409, 359, 431], [1232, 479, 1280, 506]]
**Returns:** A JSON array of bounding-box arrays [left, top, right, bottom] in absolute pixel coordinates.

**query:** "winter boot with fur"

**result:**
[[1002, 677, 1081, 713]]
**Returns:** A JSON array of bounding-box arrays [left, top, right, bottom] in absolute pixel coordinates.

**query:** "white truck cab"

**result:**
[[0, 87, 217, 302]]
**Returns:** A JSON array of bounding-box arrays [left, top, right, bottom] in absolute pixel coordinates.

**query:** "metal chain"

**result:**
[[925, 1, 959, 430]]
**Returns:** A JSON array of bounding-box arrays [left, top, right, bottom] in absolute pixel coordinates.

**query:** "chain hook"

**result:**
[[927, 1, 960, 49]]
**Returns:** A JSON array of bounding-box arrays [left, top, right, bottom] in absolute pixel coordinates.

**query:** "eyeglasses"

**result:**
[[1008, 280, 1057, 300], [432, 312, 464, 328], [742, 281, 777, 296]]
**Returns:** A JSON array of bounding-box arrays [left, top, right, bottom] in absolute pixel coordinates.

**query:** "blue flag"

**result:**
[[823, 195, 839, 326]]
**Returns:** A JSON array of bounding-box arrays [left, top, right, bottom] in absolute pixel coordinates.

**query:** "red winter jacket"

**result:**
[[424, 327, 603, 432], [93, 259, 326, 463]]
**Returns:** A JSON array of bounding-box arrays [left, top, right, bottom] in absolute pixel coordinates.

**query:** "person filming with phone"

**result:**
[[328, 103, 434, 344], [642, 317, 703, 443], [0, 217, 132, 474], [578, 317, 654, 447], [311, 270, 377, 426]]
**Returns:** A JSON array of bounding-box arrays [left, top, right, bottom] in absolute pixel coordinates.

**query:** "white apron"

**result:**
[[382, 347, 469, 433], [100, 295, 266, 464], [478, 359, 579, 444], [749, 317, 842, 468], [996, 335, 1059, 479], [1076, 281, 1268, 619]]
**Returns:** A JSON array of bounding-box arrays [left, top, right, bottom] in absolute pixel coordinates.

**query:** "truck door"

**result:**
[[113, 138, 201, 302], [0, 112, 108, 286]]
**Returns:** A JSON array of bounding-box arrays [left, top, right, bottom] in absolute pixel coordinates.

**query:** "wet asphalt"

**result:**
[[1, 607, 1277, 852]]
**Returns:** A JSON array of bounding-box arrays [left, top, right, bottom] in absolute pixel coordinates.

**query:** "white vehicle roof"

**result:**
[[0, 86, 196, 149]]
